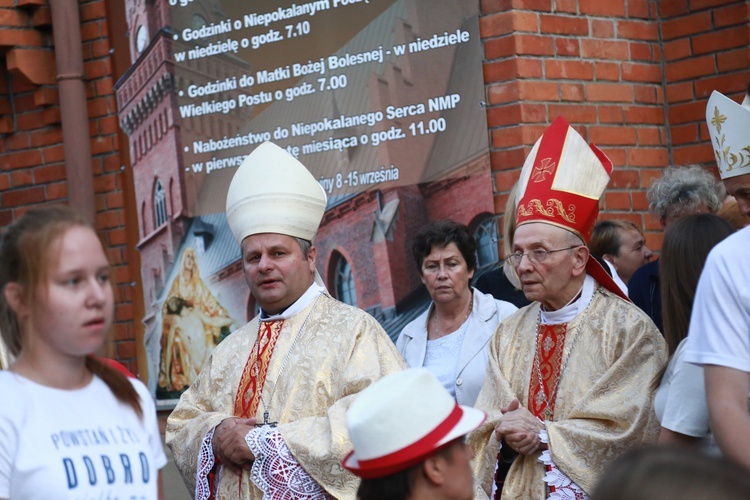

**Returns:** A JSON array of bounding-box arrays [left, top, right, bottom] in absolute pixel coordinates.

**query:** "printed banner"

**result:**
[[118, 0, 495, 405]]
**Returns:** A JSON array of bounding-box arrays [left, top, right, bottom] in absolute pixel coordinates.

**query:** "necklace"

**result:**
[[253, 292, 323, 427], [532, 290, 596, 421], [430, 296, 473, 338]]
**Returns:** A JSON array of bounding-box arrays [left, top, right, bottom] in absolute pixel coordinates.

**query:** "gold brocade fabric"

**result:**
[[166, 293, 406, 499], [235, 320, 283, 419], [468, 285, 667, 499]]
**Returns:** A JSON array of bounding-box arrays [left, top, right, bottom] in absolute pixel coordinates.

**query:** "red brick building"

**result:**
[[1, 0, 747, 375]]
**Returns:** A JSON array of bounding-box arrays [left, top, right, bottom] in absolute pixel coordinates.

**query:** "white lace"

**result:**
[[491, 442, 501, 499], [195, 427, 216, 500], [246, 425, 331, 500], [538, 430, 588, 500]]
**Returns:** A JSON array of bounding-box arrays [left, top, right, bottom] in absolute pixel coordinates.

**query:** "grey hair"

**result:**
[[294, 237, 312, 259], [502, 182, 521, 289], [561, 227, 586, 247], [647, 165, 725, 221]]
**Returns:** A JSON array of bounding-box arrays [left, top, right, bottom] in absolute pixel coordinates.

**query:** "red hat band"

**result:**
[[342, 369, 487, 480], [343, 403, 463, 479]]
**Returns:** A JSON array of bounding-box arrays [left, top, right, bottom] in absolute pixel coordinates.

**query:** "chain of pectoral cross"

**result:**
[[253, 293, 323, 427]]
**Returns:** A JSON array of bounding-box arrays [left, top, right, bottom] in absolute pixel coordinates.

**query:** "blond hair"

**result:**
[[0, 205, 142, 417]]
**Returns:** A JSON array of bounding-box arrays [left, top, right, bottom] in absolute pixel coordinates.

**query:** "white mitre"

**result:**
[[226, 141, 327, 244], [705, 86, 750, 180]]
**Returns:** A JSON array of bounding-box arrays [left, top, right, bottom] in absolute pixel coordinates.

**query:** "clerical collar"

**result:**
[[260, 282, 327, 321], [540, 275, 595, 324]]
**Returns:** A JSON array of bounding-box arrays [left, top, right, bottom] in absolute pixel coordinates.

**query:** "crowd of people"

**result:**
[[0, 85, 748, 500]]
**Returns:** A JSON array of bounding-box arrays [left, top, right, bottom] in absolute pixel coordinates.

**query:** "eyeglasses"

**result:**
[[506, 245, 582, 267]]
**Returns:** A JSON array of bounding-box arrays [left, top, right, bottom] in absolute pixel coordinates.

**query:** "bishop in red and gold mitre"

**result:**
[[515, 117, 628, 300]]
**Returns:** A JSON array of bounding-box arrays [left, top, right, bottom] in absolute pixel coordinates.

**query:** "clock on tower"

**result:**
[[135, 24, 148, 54]]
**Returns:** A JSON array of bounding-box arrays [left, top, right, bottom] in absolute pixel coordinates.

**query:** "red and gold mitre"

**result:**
[[515, 117, 612, 242], [515, 117, 628, 301]]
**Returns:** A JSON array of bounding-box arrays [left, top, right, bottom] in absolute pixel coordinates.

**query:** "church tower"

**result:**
[[115, 0, 249, 326]]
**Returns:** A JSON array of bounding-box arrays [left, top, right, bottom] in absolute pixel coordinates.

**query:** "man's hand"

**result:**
[[494, 399, 544, 455], [212, 417, 258, 474]]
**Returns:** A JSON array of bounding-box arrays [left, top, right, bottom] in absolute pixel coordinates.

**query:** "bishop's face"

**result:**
[[724, 174, 750, 217], [512, 223, 587, 311], [241, 233, 316, 315]]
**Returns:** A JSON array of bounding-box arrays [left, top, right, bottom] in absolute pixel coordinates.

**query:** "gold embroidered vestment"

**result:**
[[469, 286, 667, 499], [167, 294, 406, 499]]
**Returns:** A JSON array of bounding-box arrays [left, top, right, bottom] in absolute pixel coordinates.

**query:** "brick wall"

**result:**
[[0, 0, 140, 373], [661, 0, 749, 235], [424, 171, 496, 225], [479, 0, 748, 253], [317, 190, 386, 311]]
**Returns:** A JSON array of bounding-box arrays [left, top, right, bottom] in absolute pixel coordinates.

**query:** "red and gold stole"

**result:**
[[528, 323, 567, 420], [234, 320, 284, 418], [209, 320, 283, 499], [529, 323, 568, 498], [493, 323, 570, 499]]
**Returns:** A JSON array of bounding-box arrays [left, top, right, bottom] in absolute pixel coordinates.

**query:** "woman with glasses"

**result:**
[[396, 220, 517, 406]]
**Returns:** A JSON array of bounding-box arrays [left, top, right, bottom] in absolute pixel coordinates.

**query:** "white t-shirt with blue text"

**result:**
[[0, 371, 167, 499]]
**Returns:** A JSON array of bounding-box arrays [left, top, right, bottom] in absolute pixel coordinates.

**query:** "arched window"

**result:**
[[474, 217, 499, 270], [141, 201, 147, 236], [169, 177, 175, 218], [334, 255, 357, 307], [154, 179, 168, 228]]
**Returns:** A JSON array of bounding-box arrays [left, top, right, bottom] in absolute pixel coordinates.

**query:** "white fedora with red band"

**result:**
[[342, 368, 486, 479]]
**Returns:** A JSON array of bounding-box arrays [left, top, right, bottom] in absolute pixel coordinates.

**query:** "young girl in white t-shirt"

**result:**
[[0, 206, 167, 499]]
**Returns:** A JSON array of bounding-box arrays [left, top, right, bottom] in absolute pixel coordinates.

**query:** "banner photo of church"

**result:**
[[117, 0, 496, 406]]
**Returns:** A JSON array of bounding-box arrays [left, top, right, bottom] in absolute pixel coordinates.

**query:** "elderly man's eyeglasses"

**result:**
[[507, 245, 581, 267]]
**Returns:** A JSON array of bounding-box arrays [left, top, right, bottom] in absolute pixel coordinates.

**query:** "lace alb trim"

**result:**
[[246, 425, 330, 499], [195, 427, 216, 500], [491, 441, 501, 499], [538, 430, 588, 500]]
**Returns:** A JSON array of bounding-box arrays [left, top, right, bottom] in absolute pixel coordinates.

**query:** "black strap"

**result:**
[[493, 441, 518, 498]]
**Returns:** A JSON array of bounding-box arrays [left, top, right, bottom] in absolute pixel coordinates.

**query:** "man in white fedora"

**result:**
[[343, 368, 485, 500], [468, 117, 666, 499], [167, 141, 405, 499], [685, 84, 750, 469]]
